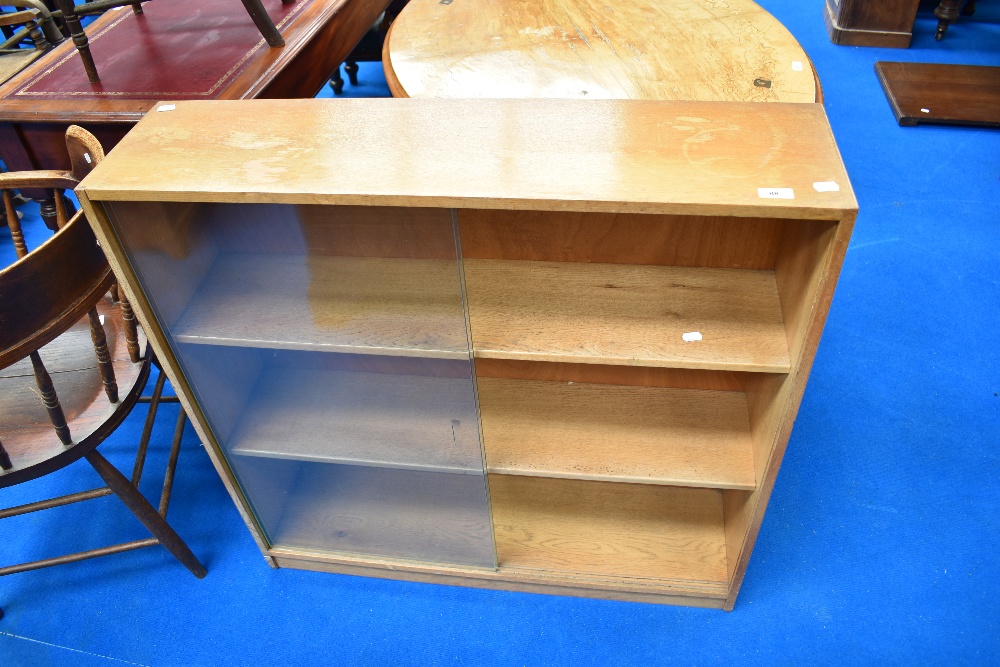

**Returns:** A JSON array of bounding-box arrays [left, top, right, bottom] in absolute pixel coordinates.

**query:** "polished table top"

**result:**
[[384, 0, 819, 103]]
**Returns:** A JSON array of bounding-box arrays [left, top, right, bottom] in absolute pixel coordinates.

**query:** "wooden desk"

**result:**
[[383, 0, 819, 103], [0, 0, 388, 224]]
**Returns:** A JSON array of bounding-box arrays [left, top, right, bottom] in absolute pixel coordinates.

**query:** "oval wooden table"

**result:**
[[383, 0, 819, 103]]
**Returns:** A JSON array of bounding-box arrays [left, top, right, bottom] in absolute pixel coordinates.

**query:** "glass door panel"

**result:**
[[105, 201, 495, 567]]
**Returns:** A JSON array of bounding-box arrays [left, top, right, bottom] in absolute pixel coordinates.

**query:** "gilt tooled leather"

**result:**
[[12, 0, 308, 100]]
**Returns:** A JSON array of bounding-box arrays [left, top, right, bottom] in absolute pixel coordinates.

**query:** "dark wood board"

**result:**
[[875, 62, 1000, 127], [824, 0, 920, 48]]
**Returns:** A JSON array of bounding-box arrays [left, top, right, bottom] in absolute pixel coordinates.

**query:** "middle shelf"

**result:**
[[214, 360, 755, 491], [478, 376, 755, 490], [226, 365, 483, 475], [170, 253, 790, 373]]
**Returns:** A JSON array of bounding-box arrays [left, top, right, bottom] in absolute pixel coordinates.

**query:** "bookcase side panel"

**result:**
[[722, 213, 855, 606]]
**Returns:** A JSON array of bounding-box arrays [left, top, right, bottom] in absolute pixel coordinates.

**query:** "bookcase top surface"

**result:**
[[79, 98, 856, 219]]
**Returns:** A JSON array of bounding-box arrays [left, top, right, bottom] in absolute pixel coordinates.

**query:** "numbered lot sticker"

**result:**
[[757, 188, 794, 199]]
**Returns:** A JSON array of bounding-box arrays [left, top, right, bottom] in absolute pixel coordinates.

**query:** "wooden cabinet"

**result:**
[[78, 98, 856, 610], [824, 0, 922, 48]]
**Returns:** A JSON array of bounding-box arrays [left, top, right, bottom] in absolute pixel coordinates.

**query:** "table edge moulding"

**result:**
[[77, 98, 857, 611]]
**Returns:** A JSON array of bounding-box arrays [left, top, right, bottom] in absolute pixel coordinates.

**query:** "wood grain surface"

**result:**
[[490, 475, 728, 584], [464, 259, 790, 372], [78, 98, 857, 220], [457, 209, 784, 269], [823, 0, 919, 48], [172, 254, 470, 359], [384, 0, 817, 103], [273, 548, 729, 605], [228, 367, 482, 473], [475, 358, 746, 392], [478, 377, 754, 489], [0, 298, 146, 475], [875, 62, 1000, 128]]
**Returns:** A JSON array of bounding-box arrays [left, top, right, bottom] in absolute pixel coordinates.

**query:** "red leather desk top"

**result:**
[[0, 0, 386, 173], [8, 0, 308, 100]]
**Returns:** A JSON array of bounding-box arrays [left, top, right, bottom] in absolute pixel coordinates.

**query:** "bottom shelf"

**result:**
[[231, 457, 497, 568], [491, 475, 729, 586]]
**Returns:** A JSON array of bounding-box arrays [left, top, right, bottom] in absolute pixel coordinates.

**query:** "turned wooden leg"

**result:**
[[330, 66, 345, 94], [345, 60, 360, 86], [934, 0, 961, 40], [55, 0, 100, 82], [120, 296, 142, 363], [30, 352, 71, 446], [85, 450, 207, 578], [0, 438, 12, 471], [36, 193, 75, 232], [36, 197, 59, 231], [3, 191, 27, 257], [88, 308, 119, 403], [239, 0, 285, 47], [38, 14, 64, 45], [26, 17, 48, 51]]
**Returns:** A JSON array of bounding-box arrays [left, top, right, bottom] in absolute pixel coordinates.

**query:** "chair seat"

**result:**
[[0, 296, 148, 486], [0, 51, 42, 86]]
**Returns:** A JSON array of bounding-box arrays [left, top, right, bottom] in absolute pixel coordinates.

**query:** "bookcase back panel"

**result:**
[[458, 210, 784, 269]]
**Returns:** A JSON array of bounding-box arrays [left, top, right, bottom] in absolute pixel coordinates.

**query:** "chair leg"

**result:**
[[30, 352, 72, 446], [2, 191, 27, 258], [120, 296, 143, 363], [85, 450, 207, 578], [239, 0, 285, 47], [88, 308, 119, 403], [0, 438, 11, 471], [54, 0, 101, 83]]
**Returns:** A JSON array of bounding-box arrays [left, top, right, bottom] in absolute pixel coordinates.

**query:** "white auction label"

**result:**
[[813, 181, 841, 192], [792, 61, 804, 71], [682, 332, 703, 342], [758, 188, 795, 199], [157, 104, 176, 112]]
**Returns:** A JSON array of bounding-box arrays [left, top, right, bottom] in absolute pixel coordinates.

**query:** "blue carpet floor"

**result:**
[[2, 3, 999, 664]]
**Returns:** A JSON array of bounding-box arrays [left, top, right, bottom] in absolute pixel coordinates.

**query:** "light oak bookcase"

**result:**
[[78, 98, 856, 610]]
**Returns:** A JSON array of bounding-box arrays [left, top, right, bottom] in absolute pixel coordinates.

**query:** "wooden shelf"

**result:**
[[265, 463, 496, 567], [173, 253, 470, 359], [491, 475, 728, 585], [228, 367, 483, 474], [464, 260, 790, 373], [478, 377, 755, 490]]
